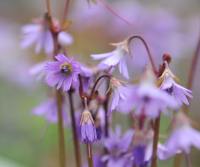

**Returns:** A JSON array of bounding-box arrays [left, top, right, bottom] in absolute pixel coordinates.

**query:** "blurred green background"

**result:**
[[0, 0, 200, 166]]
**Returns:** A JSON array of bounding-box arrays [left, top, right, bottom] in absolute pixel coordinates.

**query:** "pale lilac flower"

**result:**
[[108, 77, 132, 113], [21, 18, 54, 55], [21, 17, 73, 55], [29, 61, 47, 81], [159, 62, 192, 106], [102, 127, 134, 167], [120, 70, 178, 118], [91, 40, 131, 79], [160, 112, 200, 159], [45, 54, 81, 92], [32, 98, 68, 125], [80, 109, 97, 143]]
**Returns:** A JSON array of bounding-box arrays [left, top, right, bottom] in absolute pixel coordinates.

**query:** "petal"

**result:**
[[58, 31, 73, 46]]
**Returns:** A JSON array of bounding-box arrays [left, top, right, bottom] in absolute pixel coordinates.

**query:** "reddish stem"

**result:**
[[62, 0, 71, 25], [187, 33, 200, 90], [128, 35, 158, 75]]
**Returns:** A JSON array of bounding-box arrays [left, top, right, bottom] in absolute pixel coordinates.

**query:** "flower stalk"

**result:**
[[68, 89, 82, 167], [87, 144, 94, 167]]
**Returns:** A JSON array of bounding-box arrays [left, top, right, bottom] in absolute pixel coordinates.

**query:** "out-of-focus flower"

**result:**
[[80, 109, 97, 143], [29, 61, 47, 81], [32, 98, 68, 125], [108, 77, 132, 113], [45, 54, 81, 91], [160, 112, 200, 159], [121, 70, 178, 118], [102, 127, 134, 167], [21, 16, 73, 55], [159, 62, 192, 106], [91, 40, 131, 79]]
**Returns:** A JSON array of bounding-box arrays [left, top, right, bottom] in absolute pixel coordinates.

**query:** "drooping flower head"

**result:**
[[159, 61, 192, 106], [91, 39, 131, 79], [102, 127, 134, 167], [21, 14, 73, 55], [80, 108, 97, 143], [45, 54, 81, 92], [160, 112, 200, 159], [108, 77, 132, 113], [121, 69, 178, 118]]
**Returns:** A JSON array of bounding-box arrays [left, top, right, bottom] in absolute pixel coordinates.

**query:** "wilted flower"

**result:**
[[80, 109, 97, 143], [159, 62, 192, 106], [45, 54, 81, 91], [91, 40, 131, 79], [108, 77, 132, 113], [160, 112, 200, 159], [21, 15, 73, 55], [32, 98, 68, 125], [102, 127, 134, 167]]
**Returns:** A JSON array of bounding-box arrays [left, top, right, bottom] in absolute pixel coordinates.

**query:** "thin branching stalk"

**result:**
[[151, 114, 161, 167], [68, 90, 82, 167], [56, 90, 66, 167], [45, 0, 51, 16]]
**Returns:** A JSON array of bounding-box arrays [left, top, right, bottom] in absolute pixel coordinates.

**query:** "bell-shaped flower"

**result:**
[[108, 77, 132, 113], [80, 109, 97, 143], [159, 62, 192, 106], [91, 40, 131, 79], [45, 54, 81, 91]]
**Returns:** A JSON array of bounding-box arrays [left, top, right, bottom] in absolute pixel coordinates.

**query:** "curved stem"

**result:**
[[128, 35, 158, 75], [151, 115, 161, 167], [62, 0, 71, 25], [187, 33, 200, 90], [90, 74, 111, 99], [97, 0, 132, 26], [56, 90, 66, 167], [68, 90, 82, 167]]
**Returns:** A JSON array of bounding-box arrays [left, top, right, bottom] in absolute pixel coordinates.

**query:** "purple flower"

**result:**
[[159, 63, 192, 106], [32, 98, 68, 125], [80, 109, 97, 143], [160, 112, 200, 159], [102, 127, 134, 167], [21, 17, 73, 55], [108, 77, 132, 113], [91, 40, 131, 79], [21, 18, 54, 55], [45, 54, 81, 92]]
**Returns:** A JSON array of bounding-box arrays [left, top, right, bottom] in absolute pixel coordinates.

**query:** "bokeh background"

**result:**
[[0, 0, 200, 166]]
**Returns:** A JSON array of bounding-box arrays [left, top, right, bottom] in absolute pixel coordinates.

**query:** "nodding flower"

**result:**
[[80, 107, 97, 143], [158, 61, 192, 106], [108, 77, 132, 113], [91, 39, 132, 79]]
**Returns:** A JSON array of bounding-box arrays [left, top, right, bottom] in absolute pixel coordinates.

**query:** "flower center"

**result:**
[[60, 62, 72, 75], [165, 86, 173, 94]]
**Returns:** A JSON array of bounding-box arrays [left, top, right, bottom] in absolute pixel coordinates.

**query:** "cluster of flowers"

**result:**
[[21, 1, 200, 167]]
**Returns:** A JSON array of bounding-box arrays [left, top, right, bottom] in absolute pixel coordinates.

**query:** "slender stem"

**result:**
[[173, 154, 182, 167], [184, 153, 192, 167], [87, 144, 94, 167], [56, 90, 66, 167], [128, 35, 158, 75], [45, 0, 51, 16], [187, 33, 200, 90], [90, 74, 110, 98], [97, 0, 132, 26], [62, 0, 71, 25], [151, 115, 161, 167], [68, 90, 82, 167]]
